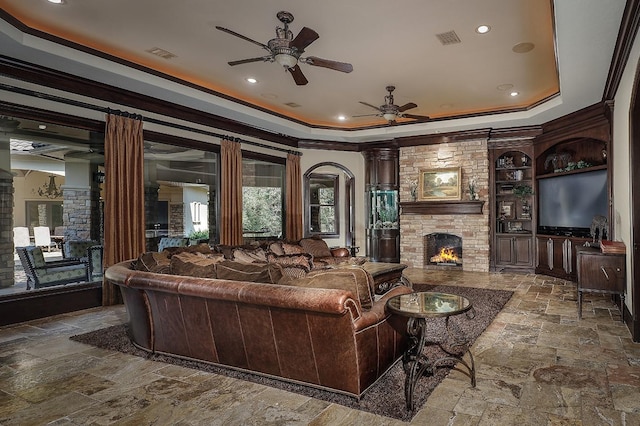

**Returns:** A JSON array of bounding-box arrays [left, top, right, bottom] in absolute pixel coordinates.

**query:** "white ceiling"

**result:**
[[0, 0, 628, 143]]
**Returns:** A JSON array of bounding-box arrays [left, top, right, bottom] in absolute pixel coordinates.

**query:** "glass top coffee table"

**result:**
[[386, 291, 476, 411]]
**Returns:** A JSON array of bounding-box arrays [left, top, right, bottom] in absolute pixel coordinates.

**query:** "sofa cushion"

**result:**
[[299, 238, 332, 258], [281, 242, 307, 255], [134, 252, 172, 274], [232, 247, 267, 264], [286, 267, 375, 310], [216, 260, 283, 284], [163, 243, 213, 257], [170, 252, 222, 278]]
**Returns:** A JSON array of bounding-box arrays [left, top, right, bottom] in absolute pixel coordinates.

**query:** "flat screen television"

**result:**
[[537, 169, 608, 237]]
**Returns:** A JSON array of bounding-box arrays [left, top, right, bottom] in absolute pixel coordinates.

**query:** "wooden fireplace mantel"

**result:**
[[400, 200, 484, 215]]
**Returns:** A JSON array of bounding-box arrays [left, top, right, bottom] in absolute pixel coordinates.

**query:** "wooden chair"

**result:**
[[13, 226, 31, 248], [33, 226, 56, 252]]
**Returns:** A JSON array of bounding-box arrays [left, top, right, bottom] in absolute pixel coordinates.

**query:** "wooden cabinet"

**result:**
[[363, 148, 400, 263], [496, 235, 533, 267], [489, 143, 535, 272], [536, 235, 589, 280], [575, 246, 625, 320]]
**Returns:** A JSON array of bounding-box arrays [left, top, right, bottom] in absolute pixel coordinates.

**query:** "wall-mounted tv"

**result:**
[[537, 169, 608, 237]]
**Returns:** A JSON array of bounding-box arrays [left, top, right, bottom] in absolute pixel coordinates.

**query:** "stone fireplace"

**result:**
[[425, 233, 462, 268], [399, 139, 490, 272]]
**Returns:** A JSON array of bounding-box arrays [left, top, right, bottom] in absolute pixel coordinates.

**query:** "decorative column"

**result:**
[[63, 160, 100, 241], [0, 120, 16, 288]]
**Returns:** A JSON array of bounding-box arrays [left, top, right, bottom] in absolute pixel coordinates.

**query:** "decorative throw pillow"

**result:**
[[266, 252, 313, 271], [27, 247, 47, 268], [281, 242, 307, 255], [134, 252, 171, 274], [287, 267, 374, 310], [268, 241, 285, 256], [232, 247, 267, 264], [299, 237, 332, 258], [216, 260, 283, 284], [170, 252, 221, 278]]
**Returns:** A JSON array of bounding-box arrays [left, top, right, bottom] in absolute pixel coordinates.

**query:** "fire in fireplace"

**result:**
[[425, 233, 462, 267]]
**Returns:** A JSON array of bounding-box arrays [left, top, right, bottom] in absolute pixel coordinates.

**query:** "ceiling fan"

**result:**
[[215, 11, 353, 86], [356, 86, 430, 124]]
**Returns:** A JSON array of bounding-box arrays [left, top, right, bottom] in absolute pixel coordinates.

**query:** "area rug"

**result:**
[[70, 284, 512, 421]]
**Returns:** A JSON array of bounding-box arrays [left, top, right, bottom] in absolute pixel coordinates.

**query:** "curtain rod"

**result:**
[[0, 82, 302, 156]]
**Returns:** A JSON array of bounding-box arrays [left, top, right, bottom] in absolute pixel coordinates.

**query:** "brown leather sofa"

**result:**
[[105, 260, 412, 398]]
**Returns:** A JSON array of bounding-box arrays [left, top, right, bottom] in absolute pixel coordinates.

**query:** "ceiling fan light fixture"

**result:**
[[383, 112, 398, 122], [275, 53, 298, 68]]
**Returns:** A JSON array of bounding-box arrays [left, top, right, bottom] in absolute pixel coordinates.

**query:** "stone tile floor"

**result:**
[[0, 269, 639, 425]]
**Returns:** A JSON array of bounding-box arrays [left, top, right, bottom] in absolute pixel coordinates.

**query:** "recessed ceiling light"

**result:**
[[246, 77, 258, 84], [510, 91, 520, 97], [476, 25, 491, 34], [47, 0, 65, 4], [337, 115, 346, 121], [38, 124, 47, 130]]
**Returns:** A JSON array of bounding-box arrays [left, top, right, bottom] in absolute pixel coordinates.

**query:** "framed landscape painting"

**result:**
[[418, 167, 461, 201]]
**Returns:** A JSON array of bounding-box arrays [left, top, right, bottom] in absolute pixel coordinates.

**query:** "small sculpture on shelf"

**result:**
[[468, 176, 479, 200], [590, 215, 608, 245]]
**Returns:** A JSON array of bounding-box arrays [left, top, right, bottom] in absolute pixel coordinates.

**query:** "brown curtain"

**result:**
[[286, 153, 303, 241], [220, 138, 243, 245], [103, 113, 146, 305]]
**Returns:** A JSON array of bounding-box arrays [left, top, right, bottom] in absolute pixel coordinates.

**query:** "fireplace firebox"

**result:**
[[424, 233, 462, 267]]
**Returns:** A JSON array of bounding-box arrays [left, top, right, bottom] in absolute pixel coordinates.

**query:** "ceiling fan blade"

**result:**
[[398, 102, 418, 113], [352, 113, 381, 118], [402, 113, 431, 121], [288, 65, 308, 85], [304, 56, 353, 73], [215, 26, 269, 50], [228, 56, 271, 66], [358, 101, 383, 112], [291, 27, 319, 52]]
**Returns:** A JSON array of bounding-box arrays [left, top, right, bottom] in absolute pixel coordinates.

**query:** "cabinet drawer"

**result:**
[[577, 254, 624, 292]]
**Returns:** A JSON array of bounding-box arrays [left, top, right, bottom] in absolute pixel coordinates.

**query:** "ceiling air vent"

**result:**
[[146, 47, 177, 60], [284, 102, 301, 108], [436, 30, 461, 45]]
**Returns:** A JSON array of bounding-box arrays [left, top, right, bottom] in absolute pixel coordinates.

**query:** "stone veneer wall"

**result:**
[[169, 204, 184, 236], [63, 186, 93, 241], [399, 139, 490, 272], [0, 171, 13, 288]]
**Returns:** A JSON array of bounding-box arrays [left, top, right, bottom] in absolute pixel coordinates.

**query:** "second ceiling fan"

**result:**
[[356, 86, 430, 124], [216, 11, 353, 86]]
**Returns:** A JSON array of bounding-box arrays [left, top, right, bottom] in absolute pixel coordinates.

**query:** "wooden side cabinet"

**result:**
[[496, 235, 533, 268], [575, 246, 625, 320]]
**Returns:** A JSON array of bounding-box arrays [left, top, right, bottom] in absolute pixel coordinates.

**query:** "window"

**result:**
[[25, 201, 63, 232], [143, 141, 217, 246], [305, 173, 339, 237], [242, 156, 285, 243]]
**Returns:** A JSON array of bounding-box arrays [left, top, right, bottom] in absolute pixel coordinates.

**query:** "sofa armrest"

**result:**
[[352, 285, 413, 332], [330, 247, 350, 257]]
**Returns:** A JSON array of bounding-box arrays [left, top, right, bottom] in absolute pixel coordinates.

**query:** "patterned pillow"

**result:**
[[267, 252, 312, 269], [268, 241, 285, 256], [281, 242, 306, 255], [299, 238, 332, 258], [27, 247, 47, 268], [232, 247, 267, 264]]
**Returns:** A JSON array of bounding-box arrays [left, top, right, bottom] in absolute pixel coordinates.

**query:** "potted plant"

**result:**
[[512, 184, 533, 200]]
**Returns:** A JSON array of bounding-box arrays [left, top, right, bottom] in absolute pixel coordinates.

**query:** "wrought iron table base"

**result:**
[[402, 313, 476, 411]]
